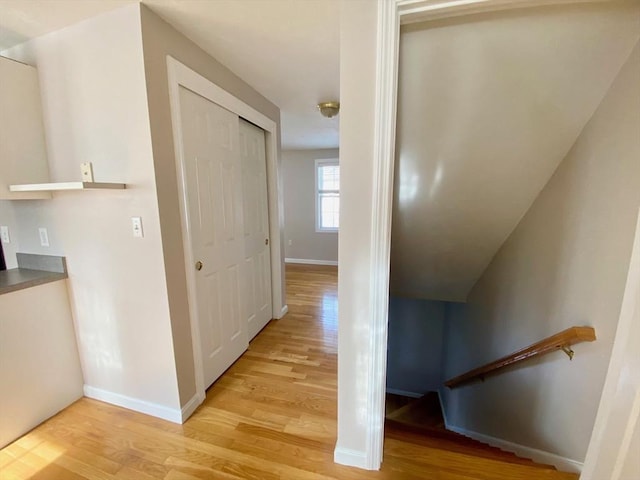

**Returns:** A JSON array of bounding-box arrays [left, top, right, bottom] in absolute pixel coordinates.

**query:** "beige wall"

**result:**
[[139, 5, 284, 406], [1, 5, 181, 411], [441, 42, 640, 464], [282, 149, 339, 263], [391, 2, 640, 303], [335, 0, 379, 468], [620, 423, 640, 479]]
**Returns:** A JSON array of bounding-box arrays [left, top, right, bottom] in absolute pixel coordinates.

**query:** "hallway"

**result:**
[[1, 264, 577, 479]]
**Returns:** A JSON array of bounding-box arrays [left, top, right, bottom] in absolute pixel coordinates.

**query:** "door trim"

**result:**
[[581, 208, 640, 479], [166, 56, 285, 406], [363, 0, 610, 470]]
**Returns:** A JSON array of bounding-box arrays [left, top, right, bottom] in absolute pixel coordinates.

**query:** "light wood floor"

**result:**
[[1, 264, 577, 479]]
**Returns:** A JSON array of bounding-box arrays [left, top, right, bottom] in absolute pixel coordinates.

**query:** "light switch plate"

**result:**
[[38, 227, 50, 247], [131, 217, 144, 238], [0, 226, 10, 244]]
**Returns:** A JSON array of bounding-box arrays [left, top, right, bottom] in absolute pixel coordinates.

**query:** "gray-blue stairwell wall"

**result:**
[[386, 296, 456, 396]]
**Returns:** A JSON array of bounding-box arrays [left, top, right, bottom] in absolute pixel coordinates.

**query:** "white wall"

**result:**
[[334, 0, 380, 469], [386, 297, 446, 395], [282, 148, 339, 263], [441, 42, 640, 465], [1, 5, 182, 414]]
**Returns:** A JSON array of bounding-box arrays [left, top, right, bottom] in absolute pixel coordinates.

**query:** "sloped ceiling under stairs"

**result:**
[[390, 1, 640, 303]]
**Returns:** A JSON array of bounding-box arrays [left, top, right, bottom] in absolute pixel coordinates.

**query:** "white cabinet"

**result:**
[[0, 280, 84, 448], [0, 56, 51, 200]]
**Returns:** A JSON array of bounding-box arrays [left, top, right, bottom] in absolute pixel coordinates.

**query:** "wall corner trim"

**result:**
[[83, 385, 182, 424], [181, 392, 205, 423], [334, 446, 371, 470], [437, 389, 451, 429], [277, 304, 289, 319], [447, 425, 584, 474]]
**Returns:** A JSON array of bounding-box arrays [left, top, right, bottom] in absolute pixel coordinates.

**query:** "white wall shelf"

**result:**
[[9, 182, 126, 192]]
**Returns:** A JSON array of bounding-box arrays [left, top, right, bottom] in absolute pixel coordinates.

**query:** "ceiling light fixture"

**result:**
[[317, 101, 340, 118]]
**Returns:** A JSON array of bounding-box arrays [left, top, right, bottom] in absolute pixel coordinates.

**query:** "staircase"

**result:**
[[385, 392, 580, 479]]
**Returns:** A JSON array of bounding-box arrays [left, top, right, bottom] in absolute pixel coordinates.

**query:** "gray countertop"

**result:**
[[0, 254, 68, 296], [0, 268, 67, 295]]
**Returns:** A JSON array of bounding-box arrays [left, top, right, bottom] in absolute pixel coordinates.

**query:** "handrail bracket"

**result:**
[[561, 344, 575, 361]]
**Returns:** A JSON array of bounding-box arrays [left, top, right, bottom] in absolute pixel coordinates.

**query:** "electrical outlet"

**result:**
[[288, 239, 292, 246], [131, 217, 144, 238], [80, 162, 95, 182], [0, 226, 10, 244], [38, 227, 50, 247]]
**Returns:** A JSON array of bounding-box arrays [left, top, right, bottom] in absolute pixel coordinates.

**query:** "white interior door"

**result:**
[[178, 86, 248, 389], [240, 119, 273, 339]]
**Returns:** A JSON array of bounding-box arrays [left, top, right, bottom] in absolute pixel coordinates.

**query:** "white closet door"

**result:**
[[178, 87, 248, 389], [240, 119, 273, 339]]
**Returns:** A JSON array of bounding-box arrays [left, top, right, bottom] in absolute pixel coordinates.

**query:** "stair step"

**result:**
[[387, 391, 444, 427], [385, 419, 556, 470], [384, 392, 558, 471], [385, 392, 414, 416]]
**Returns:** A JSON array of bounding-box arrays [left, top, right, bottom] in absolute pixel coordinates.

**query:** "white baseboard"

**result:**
[[334, 446, 370, 469], [276, 304, 289, 319], [285, 258, 338, 266], [83, 385, 183, 424], [447, 425, 583, 474], [385, 388, 423, 398], [180, 392, 204, 422]]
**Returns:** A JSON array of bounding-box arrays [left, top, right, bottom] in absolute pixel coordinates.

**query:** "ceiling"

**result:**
[[0, 0, 340, 150], [390, 1, 640, 302]]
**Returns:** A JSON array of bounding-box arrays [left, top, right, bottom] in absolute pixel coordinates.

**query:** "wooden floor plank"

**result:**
[[0, 264, 578, 479]]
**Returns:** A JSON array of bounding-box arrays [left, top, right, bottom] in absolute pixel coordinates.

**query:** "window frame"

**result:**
[[315, 158, 340, 233]]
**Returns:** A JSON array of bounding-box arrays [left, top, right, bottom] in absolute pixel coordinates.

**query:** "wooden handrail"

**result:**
[[445, 326, 596, 389]]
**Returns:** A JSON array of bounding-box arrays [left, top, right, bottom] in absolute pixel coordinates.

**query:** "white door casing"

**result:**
[[178, 87, 248, 389], [240, 119, 273, 340], [338, 0, 615, 471], [581, 208, 640, 480], [167, 57, 286, 416]]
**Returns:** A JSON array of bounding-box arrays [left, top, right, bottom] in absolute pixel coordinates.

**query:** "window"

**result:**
[[315, 159, 339, 232]]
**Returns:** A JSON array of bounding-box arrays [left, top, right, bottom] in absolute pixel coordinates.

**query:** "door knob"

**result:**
[[195, 261, 203, 271], [265, 238, 269, 245]]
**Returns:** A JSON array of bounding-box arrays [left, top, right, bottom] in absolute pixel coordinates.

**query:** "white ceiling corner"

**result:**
[[0, 0, 340, 150]]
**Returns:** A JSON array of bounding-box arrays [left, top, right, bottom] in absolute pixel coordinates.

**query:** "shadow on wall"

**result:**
[[387, 296, 463, 396]]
